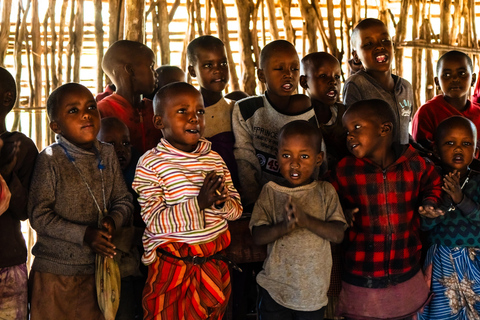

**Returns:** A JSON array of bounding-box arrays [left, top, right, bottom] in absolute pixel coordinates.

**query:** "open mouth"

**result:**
[[453, 154, 464, 162], [186, 129, 199, 134], [212, 78, 224, 83], [282, 83, 293, 90], [375, 55, 387, 63], [326, 90, 337, 98], [350, 143, 359, 150], [290, 171, 300, 178]]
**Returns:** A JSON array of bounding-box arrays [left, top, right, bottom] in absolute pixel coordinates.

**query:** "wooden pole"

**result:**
[[109, 0, 122, 45], [57, 0, 68, 86], [125, 0, 145, 42], [66, 0, 76, 83], [43, 10, 51, 100], [394, 0, 409, 77], [48, 0, 58, 90], [94, 0, 104, 93], [158, 0, 171, 64], [168, 0, 181, 23], [278, 0, 295, 43], [264, 0, 279, 40], [205, 0, 212, 35], [181, 0, 194, 72], [73, 0, 84, 83], [0, 0, 12, 67], [193, 0, 204, 36], [297, 0, 318, 53], [326, 0, 337, 57], [411, 0, 422, 113], [235, 0, 256, 94], [31, 0, 42, 109]]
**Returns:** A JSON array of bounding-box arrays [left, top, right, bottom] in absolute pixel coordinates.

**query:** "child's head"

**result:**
[[351, 18, 393, 74], [277, 120, 323, 187], [434, 116, 477, 175], [258, 40, 300, 98], [0, 67, 17, 119], [342, 99, 395, 161], [153, 82, 205, 152], [187, 36, 229, 93], [97, 117, 132, 170], [224, 90, 249, 101], [156, 65, 185, 89], [300, 52, 341, 106], [47, 83, 100, 150], [435, 50, 476, 100], [102, 40, 157, 96]]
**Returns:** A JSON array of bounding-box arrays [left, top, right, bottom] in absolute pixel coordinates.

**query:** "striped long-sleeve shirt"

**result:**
[[133, 138, 243, 265]]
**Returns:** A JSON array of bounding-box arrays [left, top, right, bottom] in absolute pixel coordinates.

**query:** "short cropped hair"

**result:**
[[436, 50, 473, 75], [350, 18, 388, 49], [47, 83, 90, 121], [259, 40, 297, 69], [434, 116, 477, 148], [301, 52, 340, 74], [100, 117, 129, 135], [278, 120, 323, 153], [0, 67, 17, 112], [348, 99, 396, 126], [153, 82, 200, 116], [187, 36, 225, 66]]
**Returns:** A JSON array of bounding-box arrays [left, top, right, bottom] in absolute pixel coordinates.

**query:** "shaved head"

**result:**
[[346, 99, 396, 126], [434, 116, 477, 149], [301, 52, 340, 75], [351, 18, 388, 49], [153, 82, 201, 116], [279, 120, 323, 153], [259, 40, 297, 69], [0, 67, 17, 113]]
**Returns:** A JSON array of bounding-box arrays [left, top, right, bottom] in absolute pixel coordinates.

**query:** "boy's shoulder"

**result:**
[[235, 95, 266, 120]]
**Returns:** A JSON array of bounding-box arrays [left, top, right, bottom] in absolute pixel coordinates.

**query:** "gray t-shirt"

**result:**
[[250, 180, 347, 311]]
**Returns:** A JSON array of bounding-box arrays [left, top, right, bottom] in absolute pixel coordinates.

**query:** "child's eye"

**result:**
[[301, 154, 309, 159], [459, 71, 467, 76], [197, 109, 205, 115], [443, 73, 451, 78], [354, 124, 361, 129], [203, 63, 212, 68], [88, 104, 97, 110], [177, 109, 186, 114], [221, 61, 228, 67], [445, 141, 454, 145], [362, 42, 373, 48], [123, 141, 130, 147], [334, 75, 341, 80], [382, 39, 392, 45], [282, 154, 290, 158], [68, 108, 78, 114], [291, 67, 299, 71], [463, 142, 472, 146]]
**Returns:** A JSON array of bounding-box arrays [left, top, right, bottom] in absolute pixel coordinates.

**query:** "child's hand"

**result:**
[[84, 226, 116, 258], [289, 198, 309, 228], [197, 171, 228, 210], [213, 175, 230, 208], [0, 174, 11, 216], [442, 170, 463, 204], [101, 216, 116, 236], [418, 202, 444, 219], [283, 196, 296, 233], [344, 207, 359, 227], [0, 140, 20, 180]]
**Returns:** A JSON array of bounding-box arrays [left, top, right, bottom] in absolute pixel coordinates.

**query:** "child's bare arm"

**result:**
[[84, 226, 116, 258], [252, 203, 295, 246]]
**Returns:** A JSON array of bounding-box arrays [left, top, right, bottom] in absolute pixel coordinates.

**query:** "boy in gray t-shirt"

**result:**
[[250, 121, 346, 319]]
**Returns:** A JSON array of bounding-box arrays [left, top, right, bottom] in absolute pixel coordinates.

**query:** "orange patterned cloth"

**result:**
[[142, 231, 231, 320]]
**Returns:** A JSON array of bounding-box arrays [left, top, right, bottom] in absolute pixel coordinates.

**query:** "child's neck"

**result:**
[[265, 91, 291, 114], [366, 69, 395, 92], [200, 87, 223, 108], [115, 88, 143, 109], [443, 94, 469, 112], [370, 145, 396, 169], [311, 99, 333, 125]]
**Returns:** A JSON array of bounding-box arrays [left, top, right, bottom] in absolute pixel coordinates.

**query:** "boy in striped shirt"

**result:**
[[133, 82, 243, 320]]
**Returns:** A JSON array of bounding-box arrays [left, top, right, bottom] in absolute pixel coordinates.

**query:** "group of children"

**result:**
[[0, 16, 479, 320]]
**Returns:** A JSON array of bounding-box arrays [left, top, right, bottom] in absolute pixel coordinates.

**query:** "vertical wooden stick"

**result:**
[[125, 0, 145, 42], [66, 0, 76, 83], [49, 0, 58, 90], [193, 0, 204, 36], [43, 10, 51, 100], [278, 0, 295, 43], [158, 0, 171, 64], [0, 0, 12, 67], [394, 0, 409, 77], [205, 0, 211, 35], [31, 0, 42, 110], [94, 0, 104, 93], [57, 0, 68, 87], [73, 0, 84, 83], [264, 0, 279, 40], [235, 0, 256, 94]]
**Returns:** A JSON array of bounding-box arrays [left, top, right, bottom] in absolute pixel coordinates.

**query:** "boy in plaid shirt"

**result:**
[[329, 99, 444, 319]]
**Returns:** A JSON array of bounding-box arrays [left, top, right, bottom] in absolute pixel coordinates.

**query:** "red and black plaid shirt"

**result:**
[[330, 145, 441, 283]]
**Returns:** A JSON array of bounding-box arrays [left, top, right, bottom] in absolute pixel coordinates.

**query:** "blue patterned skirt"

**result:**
[[419, 244, 480, 320]]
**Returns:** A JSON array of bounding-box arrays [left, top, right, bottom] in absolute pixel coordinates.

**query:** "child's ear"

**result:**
[[316, 151, 324, 167], [299, 75, 308, 90], [124, 63, 134, 76], [471, 73, 477, 87], [257, 69, 266, 84], [49, 121, 61, 134], [380, 121, 393, 136], [187, 65, 196, 78], [352, 50, 360, 63], [153, 115, 164, 130]]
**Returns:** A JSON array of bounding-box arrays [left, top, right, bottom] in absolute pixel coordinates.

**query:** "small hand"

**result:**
[[418, 204, 444, 219], [214, 175, 230, 207], [442, 170, 463, 204], [84, 226, 116, 258], [197, 171, 228, 210], [101, 216, 116, 236], [344, 208, 359, 227], [0, 174, 11, 216], [283, 196, 296, 233], [290, 199, 309, 228]]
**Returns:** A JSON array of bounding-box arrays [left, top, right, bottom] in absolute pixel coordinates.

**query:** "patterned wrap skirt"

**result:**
[[142, 231, 231, 320], [419, 244, 480, 320]]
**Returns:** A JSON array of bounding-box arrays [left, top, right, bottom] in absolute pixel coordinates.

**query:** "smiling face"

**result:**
[[435, 122, 476, 175], [352, 24, 393, 74], [97, 120, 132, 170], [258, 47, 300, 103], [301, 59, 341, 106], [188, 45, 229, 93], [50, 86, 100, 150], [154, 88, 205, 152], [277, 133, 323, 187], [435, 55, 476, 102]]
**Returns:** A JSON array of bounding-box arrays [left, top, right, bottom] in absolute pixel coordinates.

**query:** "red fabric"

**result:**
[[95, 85, 115, 102], [473, 78, 480, 104], [97, 94, 163, 153], [329, 145, 442, 280], [412, 94, 480, 152], [142, 232, 231, 320]]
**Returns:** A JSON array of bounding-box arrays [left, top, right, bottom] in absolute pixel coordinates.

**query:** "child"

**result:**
[[132, 82, 242, 320], [28, 83, 133, 320], [99, 40, 161, 153], [144, 65, 185, 100], [97, 117, 144, 320], [0, 67, 38, 320], [343, 18, 414, 145], [233, 39, 316, 210], [250, 120, 346, 319], [187, 35, 239, 186], [419, 116, 480, 319], [300, 51, 349, 169], [413, 51, 480, 153], [330, 99, 443, 319]]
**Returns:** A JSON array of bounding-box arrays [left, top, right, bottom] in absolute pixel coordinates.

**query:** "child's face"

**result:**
[[353, 24, 393, 73], [278, 133, 323, 187], [300, 62, 341, 106], [258, 50, 300, 99], [132, 50, 157, 95], [343, 110, 386, 161], [50, 86, 100, 150], [435, 125, 476, 175], [154, 90, 205, 152], [97, 126, 132, 170], [435, 56, 476, 100], [188, 46, 229, 93]]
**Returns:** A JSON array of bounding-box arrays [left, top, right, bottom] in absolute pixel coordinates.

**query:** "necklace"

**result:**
[[60, 144, 107, 224]]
